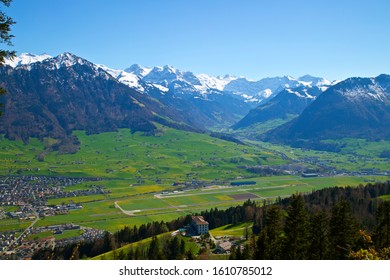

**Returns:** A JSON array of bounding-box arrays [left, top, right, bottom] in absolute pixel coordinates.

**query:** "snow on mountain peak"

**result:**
[[3, 53, 52, 68], [124, 64, 152, 78], [196, 73, 237, 92], [54, 52, 88, 68], [335, 77, 389, 102]]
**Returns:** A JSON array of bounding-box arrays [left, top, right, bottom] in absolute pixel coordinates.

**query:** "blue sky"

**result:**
[[4, 0, 390, 80]]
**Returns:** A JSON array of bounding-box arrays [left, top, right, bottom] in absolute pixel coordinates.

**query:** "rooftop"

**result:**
[[192, 216, 208, 225]]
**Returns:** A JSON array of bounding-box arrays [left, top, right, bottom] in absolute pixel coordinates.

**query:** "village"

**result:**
[[0, 175, 109, 259], [0, 224, 105, 259], [0, 175, 108, 219]]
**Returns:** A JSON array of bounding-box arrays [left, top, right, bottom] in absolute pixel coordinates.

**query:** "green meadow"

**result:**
[[0, 127, 282, 180], [1, 126, 389, 234], [209, 222, 253, 238]]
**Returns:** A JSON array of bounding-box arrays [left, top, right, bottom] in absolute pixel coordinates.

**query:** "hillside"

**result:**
[[233, 86, 323, 129], [262, 74, 390, 146], [0, 53, 198, 152]]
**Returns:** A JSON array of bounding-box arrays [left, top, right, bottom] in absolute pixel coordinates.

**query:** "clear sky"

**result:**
[[3, 0, 390, 80]]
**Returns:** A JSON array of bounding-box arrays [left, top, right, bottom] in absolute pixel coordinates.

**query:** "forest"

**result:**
[[32, 181, 390, 260]]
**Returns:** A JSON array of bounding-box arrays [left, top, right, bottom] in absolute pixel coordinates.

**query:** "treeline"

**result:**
[[32, 217, 192, 260], [33, 181, 390, 260], [230, 181, 390, 260]]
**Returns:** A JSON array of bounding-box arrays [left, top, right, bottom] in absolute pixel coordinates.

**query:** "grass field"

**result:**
[[209, 222, 253, 238], [1, 127, 389, 234], [257, 138, 390, 172], [24, 175, 388, 233], [91, 232, 200, 260], [0, 127, 283, 180]]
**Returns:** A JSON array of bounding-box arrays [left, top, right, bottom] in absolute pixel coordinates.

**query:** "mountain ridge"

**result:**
[[0, 53, 201, 153], [262, 74, 390, 146]]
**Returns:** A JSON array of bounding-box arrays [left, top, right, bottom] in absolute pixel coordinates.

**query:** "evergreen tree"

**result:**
[[329, 200, 359, 259], [0, 0, 15, 115], [127, 246, 134, 260], [0, 0, 14, 64], [147, 236, 161, 260], [255, 205, 284, 259], [180, 239, 186, 256], [308, 210, 330, 259], [168, 236, 181, 259], [374, 200, 390, 249], [283, 194, 310, 259]]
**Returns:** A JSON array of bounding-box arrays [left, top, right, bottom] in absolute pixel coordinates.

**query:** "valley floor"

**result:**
[[1, 127, 389, 259]]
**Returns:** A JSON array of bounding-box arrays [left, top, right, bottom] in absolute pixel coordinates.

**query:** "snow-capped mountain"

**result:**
[[224, 75, 335, 103], [98, 64, 144, 92], [125, 64, 152, 78], [0, 53, 198, 152], [233, 86, 323, 130], [263, 74, 390, 145], [3, 52, 338, 130], [1, 53, 252, 130], [332, 76, 390, 102], [196, 74, 237, 92], [4, 53, 335, 104], [298, 74, 333, 88], [3, 53, 52, 68]]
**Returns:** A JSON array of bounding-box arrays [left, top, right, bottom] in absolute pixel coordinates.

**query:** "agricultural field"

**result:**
[[0, 127, 283, 180], [1, 126, 389, 236], [256, 138, 390, 172], [21, 175, 389, 233]]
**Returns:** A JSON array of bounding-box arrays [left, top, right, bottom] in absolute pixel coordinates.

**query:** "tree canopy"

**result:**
[[0, 0, 15, 65], [0, 0, 15, 115]]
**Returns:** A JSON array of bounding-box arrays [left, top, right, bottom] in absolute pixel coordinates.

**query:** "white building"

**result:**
[[191, 216, 209, 235]]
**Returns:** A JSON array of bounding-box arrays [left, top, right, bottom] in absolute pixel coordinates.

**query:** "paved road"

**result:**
[[5, 208, 40, 252]]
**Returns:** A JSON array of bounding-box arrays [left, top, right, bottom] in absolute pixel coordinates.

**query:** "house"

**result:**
[[191, 216, 209, 235], [230, 181, 256, 186], [301, 173, 319, 178], [215, 241, 233, 254]]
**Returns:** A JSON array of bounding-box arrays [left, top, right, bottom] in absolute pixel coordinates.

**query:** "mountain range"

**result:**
[[0, 53, 199, 152], [232, 86, 324, 129], [1, 52, 389, 152], [263, 74, 390, 147]]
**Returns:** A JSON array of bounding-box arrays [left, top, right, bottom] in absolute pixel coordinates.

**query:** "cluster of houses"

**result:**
[[0, 176, 108, 207], [0, 232, 18, 253], [0, 175, 109, 221], [0, 224, 106, 259], [0, 176, 108, 259]]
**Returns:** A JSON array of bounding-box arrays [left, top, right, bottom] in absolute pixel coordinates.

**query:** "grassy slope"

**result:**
[[91, 232, 199, 260], [0, 126, 282, 180]]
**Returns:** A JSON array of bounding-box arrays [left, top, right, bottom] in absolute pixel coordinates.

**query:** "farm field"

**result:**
[[257, 138, 390, 172], [0, 126, 283, 180], [17, 174, 387, 233], [1, 126, 389, 235]]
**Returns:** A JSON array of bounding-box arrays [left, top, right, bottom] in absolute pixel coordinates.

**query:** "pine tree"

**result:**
[[308, 210, 330, 259], [180, 239, 186, 256], [283, 194, 310, 259], [147, 236, 161, 260], [0, 0, 15, 115], [374, 200, 390, 249], [329, 200, 358, 259], [0, 0, 14, 64], [255, 205, 284, 259]]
